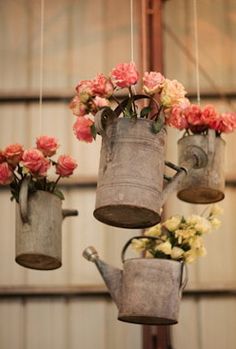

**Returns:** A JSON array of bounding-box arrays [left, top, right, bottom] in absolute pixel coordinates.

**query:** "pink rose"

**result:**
[[22, 149, 50, 177], [0, 162, 13, 185], [56, 155, 78, 177], [73, 116, 94, 143], [211, 112, 236, 133], [36, 136, 59, 157], [160, 79, 187, 108], [3, 143, 24, 167], [69, 95, 87, 117], [143, 71, 165, 95], [111, 62, 139, 88], [165, 105, 189, 130], [184, 104, 202, 125], [91, 74, 114, 97]]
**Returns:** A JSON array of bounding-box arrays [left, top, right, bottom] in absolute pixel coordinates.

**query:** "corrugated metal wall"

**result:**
[[1, 0, 236, 348]]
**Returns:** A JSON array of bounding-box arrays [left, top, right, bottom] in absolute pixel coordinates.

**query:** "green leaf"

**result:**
[[151, 119, 164, 134], [91, 124, 97, 139], [140, 106, 152, 118], [53, 189, 65, 201]]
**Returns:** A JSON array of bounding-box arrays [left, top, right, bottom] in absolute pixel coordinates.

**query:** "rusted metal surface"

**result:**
[[93, 117, 167, 228], [177, 132, 225, 203], [83, 246, 185, 325], [15, 180, 78, 270]]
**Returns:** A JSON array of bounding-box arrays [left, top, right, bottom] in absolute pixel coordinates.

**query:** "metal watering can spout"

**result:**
[[83, 247, 123, 308], [161, 145, 208, 206]]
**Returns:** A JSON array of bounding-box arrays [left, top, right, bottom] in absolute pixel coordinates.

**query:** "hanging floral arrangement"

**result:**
[[0, 135, 77, 201], [69, 62, 189, 141]]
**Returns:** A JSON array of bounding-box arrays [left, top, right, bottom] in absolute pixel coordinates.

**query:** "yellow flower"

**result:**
[[175, 228, 196, 244], [171, 247, 184, 260], [210, 204, 223, 217], [131, 238, 148, 252], [145, 224, 161, 237], [155, 240, 172, 255], [210, 217, 221, 229], [163, 215, 182, 232]]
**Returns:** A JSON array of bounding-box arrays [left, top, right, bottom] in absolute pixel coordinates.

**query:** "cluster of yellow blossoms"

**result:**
[[131, 205, 222, 263]]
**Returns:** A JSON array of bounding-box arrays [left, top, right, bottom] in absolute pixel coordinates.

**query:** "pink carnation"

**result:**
[[160, 79, 187, 108], [143, 71, 165, 95], [22, 149, 50, 177], [0, 162, 13, 185], [56, 155, 77, 177], [69, 95, 87, 117], [201, 105, 219, 126], [4, 143, 24, 167], [211, 112, 236, 133], [184, 104, 202, 125], [92, 96, 110, 112], [73, 116, 94, 143], [111, 62, 139, 88], [75, 79, 93, 96], [91, 74, 114, 97], [0, 150, 6, 164], [165, 106, 189, 130], [36, 136, 59, 157]]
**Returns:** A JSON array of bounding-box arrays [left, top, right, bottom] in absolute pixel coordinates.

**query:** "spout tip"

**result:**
[[83, 246, 99, 262]]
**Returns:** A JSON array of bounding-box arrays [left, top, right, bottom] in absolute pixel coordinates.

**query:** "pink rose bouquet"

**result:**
[[0, 136, 77, 202], [69, 62, 189, 143]]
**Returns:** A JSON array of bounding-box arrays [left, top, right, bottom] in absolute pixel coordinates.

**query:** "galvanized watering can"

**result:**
[[83, 236, 187, 325], [177, 130, 225, 204], [93, 107, 208, 229], [15, 178, 78, 270]]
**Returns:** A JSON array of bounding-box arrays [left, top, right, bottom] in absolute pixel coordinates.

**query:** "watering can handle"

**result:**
[[94, 107, 117, 135], [180, 263, 188, 291], [121, 235, 162, 263], [19, 177, 30, 223]]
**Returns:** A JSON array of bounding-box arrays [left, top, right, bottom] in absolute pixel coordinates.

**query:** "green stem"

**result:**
[[52, 175, 61, 192], [128, 86, 137, 117]]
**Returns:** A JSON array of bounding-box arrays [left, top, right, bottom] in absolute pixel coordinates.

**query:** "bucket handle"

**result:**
[[94, 107, 117, 135], [121, 235, 165, 263], [19, 177, 30, 223]]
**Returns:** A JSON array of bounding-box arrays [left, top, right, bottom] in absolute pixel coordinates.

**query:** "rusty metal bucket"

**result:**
[[83, 236, 187, 325], [177, 131, 225, 203], [118, 236, 186, 325], [15, 178, 78, 270], [93, 112, 167, 229]]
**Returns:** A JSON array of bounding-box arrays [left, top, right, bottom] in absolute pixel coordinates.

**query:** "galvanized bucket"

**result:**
[[93, 111, 167, 229], [15, 178, 78, 270], [118, 236, 186, 325], [177, 131, 225, 203]]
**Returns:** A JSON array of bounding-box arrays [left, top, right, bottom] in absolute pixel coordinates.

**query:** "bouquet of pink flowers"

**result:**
[[70, 62, 188, 142], [166, 103, 236, 135], [70, 62, 236, 140], [0, 136, 77, 202]]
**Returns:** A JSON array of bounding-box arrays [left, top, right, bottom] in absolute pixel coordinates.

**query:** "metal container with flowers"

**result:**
[[70, 62, 192, 229], [125, 204, 222, 324], [0, 136, 78, 270], [166, 103, 236, 203]]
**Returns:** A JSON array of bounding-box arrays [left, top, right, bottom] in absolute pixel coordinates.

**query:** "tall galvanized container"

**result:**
[[93, 117, 167, 229]]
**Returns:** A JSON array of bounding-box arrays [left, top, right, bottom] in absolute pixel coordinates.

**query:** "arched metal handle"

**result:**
[[121, 235, 162, 263], [94, 107, 117, 135], [19, 177, 30, 223]]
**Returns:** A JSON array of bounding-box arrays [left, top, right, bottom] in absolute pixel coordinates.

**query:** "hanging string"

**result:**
[[193, 0, 201, 105], [130, 0, 134, 63], [39, 0, 45, 134]]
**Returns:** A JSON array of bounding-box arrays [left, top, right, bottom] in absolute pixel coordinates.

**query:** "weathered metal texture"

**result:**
[[93, 117, 167, 229], [83, 245, 185, 325], [15, 190, 63, 270], [118, 258, 184, 325], [177, 132, 225, 203]]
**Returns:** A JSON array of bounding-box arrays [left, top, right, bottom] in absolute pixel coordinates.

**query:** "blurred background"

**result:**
[[0, 0, 236, 348]]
